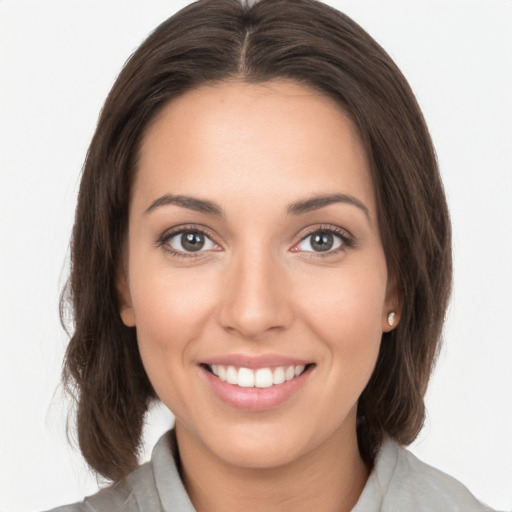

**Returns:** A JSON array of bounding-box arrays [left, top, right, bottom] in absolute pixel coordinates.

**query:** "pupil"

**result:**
[[311, 232, 333, 252], [182, 232, 205, 252]]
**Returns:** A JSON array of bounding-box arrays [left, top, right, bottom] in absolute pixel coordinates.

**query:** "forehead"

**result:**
[[135, 80, 375, 217]]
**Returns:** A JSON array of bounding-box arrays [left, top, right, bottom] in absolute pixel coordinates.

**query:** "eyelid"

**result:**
[[291, 224, 355, 254], [156, 224, 222, 258], [155, 223, 355, 259]]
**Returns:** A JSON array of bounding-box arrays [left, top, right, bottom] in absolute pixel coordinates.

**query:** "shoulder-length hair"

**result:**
[[62, 0, 452, 481]]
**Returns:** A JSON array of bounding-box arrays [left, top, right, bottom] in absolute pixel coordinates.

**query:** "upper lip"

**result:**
[[199, 354, 312, 369]]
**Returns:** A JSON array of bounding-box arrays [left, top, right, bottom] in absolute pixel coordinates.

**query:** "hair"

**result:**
[[61, 0, 452, 481]]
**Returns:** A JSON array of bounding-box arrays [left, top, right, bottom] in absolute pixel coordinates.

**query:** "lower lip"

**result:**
[[200, 366, 312, 412]]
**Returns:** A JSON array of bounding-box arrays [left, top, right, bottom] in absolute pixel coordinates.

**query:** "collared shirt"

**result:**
[[46, 430, 495, 512]]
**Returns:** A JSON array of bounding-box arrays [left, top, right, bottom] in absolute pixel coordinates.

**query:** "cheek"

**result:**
[[129, 264, 218, 358], [299, 261, 387, 331], [129, 266, 219, 411], [294, 261, 387, 375]]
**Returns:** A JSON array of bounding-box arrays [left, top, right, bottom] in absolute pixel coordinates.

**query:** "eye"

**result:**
[[295, 228, 351, 254], [164, 229, 218, 254]]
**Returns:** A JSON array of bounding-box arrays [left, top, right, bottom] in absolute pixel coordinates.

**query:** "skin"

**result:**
[[118, 80, 399, 512]]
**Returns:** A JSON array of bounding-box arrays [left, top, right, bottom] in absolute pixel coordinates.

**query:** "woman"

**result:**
[[43, 0, 495, 510]]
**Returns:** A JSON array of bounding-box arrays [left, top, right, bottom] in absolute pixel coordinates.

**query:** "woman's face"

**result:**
[[119, 80, 397, 468]]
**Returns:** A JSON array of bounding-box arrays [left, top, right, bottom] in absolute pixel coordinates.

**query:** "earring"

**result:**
[[387, 312, 396, 327]]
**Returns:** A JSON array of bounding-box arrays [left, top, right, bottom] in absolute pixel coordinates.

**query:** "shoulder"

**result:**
[[42, 430, 193, 512], [42, 461, 157, 512], [357, 439, 495, 512]]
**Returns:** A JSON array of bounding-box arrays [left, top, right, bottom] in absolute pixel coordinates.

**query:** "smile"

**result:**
[[206, 364, 307, 388], [200, 359, 314, 411]]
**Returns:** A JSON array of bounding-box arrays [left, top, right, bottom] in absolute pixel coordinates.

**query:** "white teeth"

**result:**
[[255, 368, 273, 388], [237, 367, 255, 387], [207, 363, 308, 388], [273, 366, 286, 385], [226, 366, 238, 385]]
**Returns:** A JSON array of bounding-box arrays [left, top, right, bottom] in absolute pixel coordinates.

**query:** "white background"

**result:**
[[1, 1, 511, 511]]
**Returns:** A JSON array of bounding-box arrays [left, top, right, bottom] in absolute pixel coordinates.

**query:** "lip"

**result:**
[[198, 358, 314, 412], [200, 353, 311, 369]]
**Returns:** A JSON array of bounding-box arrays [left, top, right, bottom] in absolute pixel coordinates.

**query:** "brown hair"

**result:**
[[62, 0, 452, 481]]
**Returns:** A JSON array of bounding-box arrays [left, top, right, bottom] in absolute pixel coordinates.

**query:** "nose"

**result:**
[[216, 247, 294, 340]]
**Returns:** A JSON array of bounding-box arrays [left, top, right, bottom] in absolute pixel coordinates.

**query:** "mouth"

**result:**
[[200, 363, 314, 389], [198, 355, 315, 411]]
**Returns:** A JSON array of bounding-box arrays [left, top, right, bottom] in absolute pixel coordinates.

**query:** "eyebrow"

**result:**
[[287, 193, 370, 219], [145, 192, 369, 220], [145, 194, 223, 216]]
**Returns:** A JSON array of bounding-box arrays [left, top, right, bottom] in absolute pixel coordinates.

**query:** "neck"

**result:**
[[175, 419, 369, 512]]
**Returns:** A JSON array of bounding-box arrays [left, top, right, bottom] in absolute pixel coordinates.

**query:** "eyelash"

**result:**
[[295, 224, 355, 258], [156, 224, 219, 260], [156, 224, 355, 260]]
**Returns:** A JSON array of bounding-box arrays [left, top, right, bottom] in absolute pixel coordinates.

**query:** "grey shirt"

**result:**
[[47, 430, 494, 512]]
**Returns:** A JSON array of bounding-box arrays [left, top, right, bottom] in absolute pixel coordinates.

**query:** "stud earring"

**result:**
[[387, 312, 396, 327]]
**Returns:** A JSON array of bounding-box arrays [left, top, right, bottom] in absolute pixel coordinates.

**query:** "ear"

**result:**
[[116, 268, 136, 327], [382, 272, 402, 333]]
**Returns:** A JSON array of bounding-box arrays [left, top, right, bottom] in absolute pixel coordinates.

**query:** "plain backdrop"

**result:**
[[1, 1, 511, 511]]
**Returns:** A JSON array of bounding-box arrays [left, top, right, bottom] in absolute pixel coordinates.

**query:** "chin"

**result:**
[[195, 418, 326, 470], [214, 435, 305, 470]]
